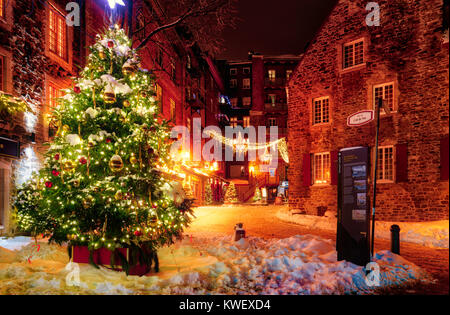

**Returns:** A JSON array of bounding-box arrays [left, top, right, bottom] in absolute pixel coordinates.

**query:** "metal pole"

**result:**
[[371, 98, 382, 258]]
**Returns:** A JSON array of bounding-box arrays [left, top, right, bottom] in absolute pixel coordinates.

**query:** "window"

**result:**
[[343, 39, 364, 69], [268, 118, 277, 127], [374, 82, 395, 113], [313, 96, 330, 125], [243, 116, 250, 128], [243, 78, 251, 89], [230, 79, 237, 88], [170, 61, 176, 82], [242, 97, 251, 106], [48, 6, 68, 61], [0, 55, 4, 91], [47, 81, 65, 138], [186, 54, 191, 70], [230, 68, 237, 76], [286, 70, 292, 80], [156, 84, 162, 110], [0, 0, 4, 19], [268, 70, 276, 82], [376, 146, 394, 182], [230, 98, 238, 107], [268, 94, 276, 106], [313, 152, 331, 185], [243, 67, 251, 75], [170, 99, 176, 122], [230, 117, 238, 128]]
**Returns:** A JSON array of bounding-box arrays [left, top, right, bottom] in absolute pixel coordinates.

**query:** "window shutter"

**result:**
[[396, 143, 408, 182], [441, 135, 449, 180], [302, 153, 311, 187], [330, 150, 339, 185]]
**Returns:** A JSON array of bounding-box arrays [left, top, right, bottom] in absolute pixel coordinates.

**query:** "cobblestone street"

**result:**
[[187, 205, 449, 294]]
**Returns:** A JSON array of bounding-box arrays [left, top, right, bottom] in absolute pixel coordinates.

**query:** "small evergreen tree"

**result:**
[[224, 182, 239, 204], [253, 186, 262, 203], [204, 183, 213, 205]]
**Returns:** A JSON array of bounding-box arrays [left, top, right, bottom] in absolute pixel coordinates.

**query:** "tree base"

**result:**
[[70, 245, 158, 276]]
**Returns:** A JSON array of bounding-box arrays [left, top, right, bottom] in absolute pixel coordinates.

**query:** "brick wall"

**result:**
[[288, 0, 449, 222]]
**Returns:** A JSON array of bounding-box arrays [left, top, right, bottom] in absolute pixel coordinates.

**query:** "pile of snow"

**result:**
[[0, 234, 430, 295], [0, 237, 32, 251], [277, 208, 449, 249]]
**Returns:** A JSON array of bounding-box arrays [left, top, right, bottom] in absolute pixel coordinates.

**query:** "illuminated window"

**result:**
[[243, 78, 251, 89], [170, 98, 176, 122], [230, 79, 237, 88], [313, 96, 330, 124], [230, 117, 237, 128], [48, 6, 68, 61], [230, 98, 238, 107], [243, 116, 250, 127], [376, 146, 394, 182], [268, 94, 276, 106], [47, 81, 65, 138], [0, 0, 4, 19], [343, 39, 364, 69], [0, 55, 4, 91], [374, 82, 395, 113], [268, 70, 276, 82], [242, 97, 251, 106], [156, 84, 162, 108], [286, 70, 292, 80], [313, 152, 331, 185]]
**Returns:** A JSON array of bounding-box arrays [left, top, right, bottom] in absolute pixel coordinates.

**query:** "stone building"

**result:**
[[287, 0, 449, 221]]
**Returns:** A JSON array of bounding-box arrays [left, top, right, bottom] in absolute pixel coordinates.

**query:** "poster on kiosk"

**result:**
[[337, 146, 371, 266]]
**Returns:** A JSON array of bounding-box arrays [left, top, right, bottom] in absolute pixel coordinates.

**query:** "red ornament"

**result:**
[[74, 86, 81, 94], [55, 153, 60, 161], [45, 181, 53, 188], [79, 157, 88, 165], [107, 40, 114, 48], [152, 204, 157, 209], [52, 169, 60, 177], [134, 230, 143, 236], [106, 138, 112, 143]]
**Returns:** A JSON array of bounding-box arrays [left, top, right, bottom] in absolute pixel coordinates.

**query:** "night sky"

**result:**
[[218, 0, 338, 60]]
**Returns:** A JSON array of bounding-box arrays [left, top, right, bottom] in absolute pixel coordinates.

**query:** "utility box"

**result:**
[[337, 147, 371, 266]]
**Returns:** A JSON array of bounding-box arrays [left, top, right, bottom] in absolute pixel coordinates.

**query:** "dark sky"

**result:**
[[218, 0, 338, 60]]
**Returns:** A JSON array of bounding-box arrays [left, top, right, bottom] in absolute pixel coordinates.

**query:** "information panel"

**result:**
[[337, 147, 370, 266]]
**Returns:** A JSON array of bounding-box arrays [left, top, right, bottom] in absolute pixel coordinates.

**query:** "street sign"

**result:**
[[337, 147, 370, 266], [347, 110, 374, 127]]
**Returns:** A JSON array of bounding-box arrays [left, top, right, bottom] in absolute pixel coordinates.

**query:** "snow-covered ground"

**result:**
[[0, 233, 431, 295], [277, 208, 449, 249]]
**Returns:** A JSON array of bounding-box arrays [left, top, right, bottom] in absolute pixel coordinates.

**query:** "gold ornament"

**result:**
[[130, 154, 138, 165], [162, 201, 169, 209], [63, 161, 76, 173], [123, 100, 130, 108], [122, 59, 136, 76], [73, 179, 80, 187], [98, 50, 106, 60], [82, 195, 95, 209], [115, 191, 123, 201], [109, 155, 124, 173], [103, 84, 116, 104]]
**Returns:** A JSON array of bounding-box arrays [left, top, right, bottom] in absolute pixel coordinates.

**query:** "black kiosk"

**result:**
[[337, 146, 371, 266]]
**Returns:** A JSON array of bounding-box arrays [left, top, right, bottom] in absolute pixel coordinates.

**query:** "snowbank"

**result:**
[[277, 208, 449, 249], [0, 234, 430, 295], [0, 236, 33, 251]]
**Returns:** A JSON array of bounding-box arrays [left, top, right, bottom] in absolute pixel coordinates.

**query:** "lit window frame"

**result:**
[[230, 79, 237, 88], [312, 96, 330, 125], [268, 70, 276, 82], [243, 78, 251, 89], [373, 82, 396, 114], [313, 152, 331, 185], [343, 38, 365, 70], [45, 2, 72, 70], [375, 145, 395, 183]]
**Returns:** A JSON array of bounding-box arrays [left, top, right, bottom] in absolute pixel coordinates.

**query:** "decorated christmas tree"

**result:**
[[14, 26, 194, 273], [253, 186, 262, 203], [224, 182, 239, 204], [204, 183, 213, 205]]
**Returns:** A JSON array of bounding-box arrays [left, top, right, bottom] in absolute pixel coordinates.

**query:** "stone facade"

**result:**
[[287, 0, 449, 221]]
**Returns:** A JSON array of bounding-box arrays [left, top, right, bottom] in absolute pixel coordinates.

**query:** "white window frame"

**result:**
[[313, 152, 331, 185], [343, 38, 365, 70], [373, 82, 396, 114], [375, 145, 395, 183], [312, 96, 330, 125], [243, 78, 251, 89], [268, 70, 276, 82]]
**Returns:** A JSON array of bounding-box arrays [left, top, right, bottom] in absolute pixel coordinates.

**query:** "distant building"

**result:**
[[287, 0, 449, 221], [219, 53, 300, 202]]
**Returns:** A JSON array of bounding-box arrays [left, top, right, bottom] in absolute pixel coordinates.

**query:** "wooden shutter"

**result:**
[[330, 150, 339, 185], [441, 135, 449, 180], [302, 153, 311, 187], [396, 143, 408, 183]]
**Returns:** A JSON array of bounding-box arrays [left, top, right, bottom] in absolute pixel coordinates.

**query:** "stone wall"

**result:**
[[287, 0, 449, 222]]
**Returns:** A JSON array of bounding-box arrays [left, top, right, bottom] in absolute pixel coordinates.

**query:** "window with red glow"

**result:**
[[0, 55, 4, 91], [48, 6, 68, 61], [313, 152, 331, 185]]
